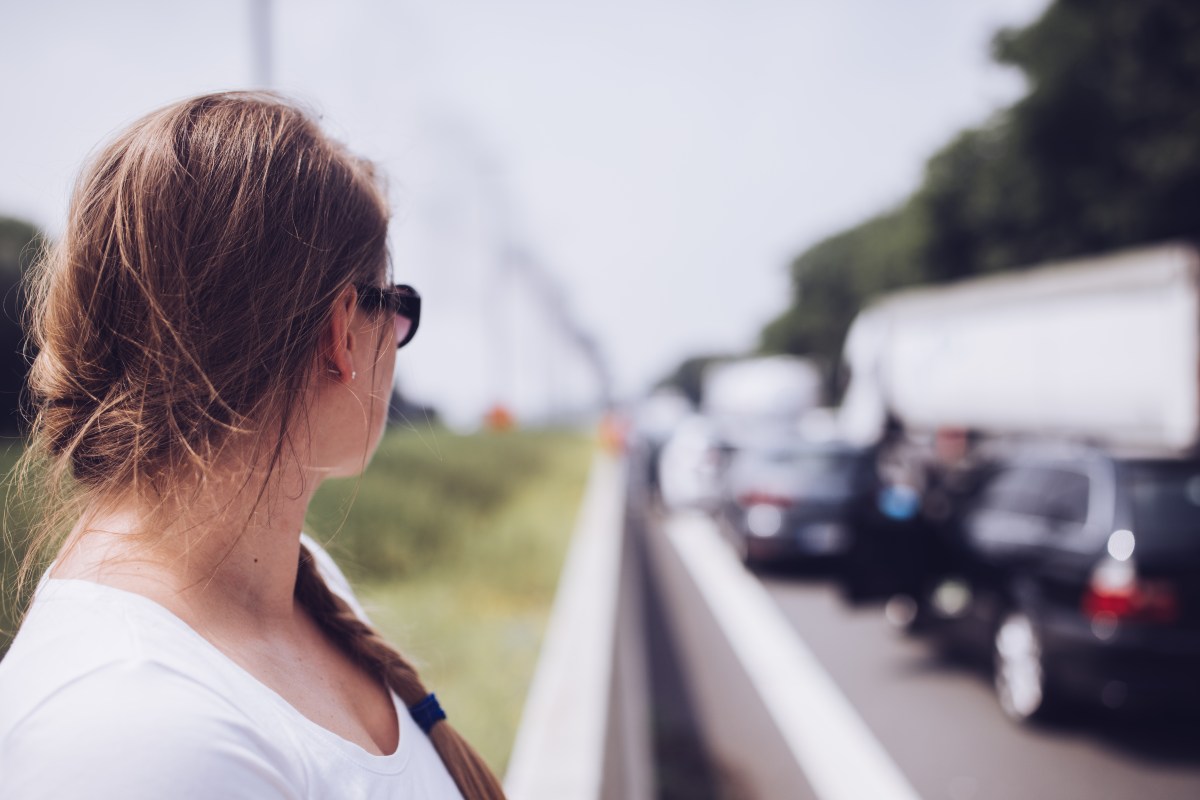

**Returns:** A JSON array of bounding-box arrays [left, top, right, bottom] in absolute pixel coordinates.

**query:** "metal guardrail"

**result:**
[[505, 454, 649, 800]]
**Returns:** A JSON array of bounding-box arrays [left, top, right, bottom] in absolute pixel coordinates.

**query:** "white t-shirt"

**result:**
[[0, 535, 465, 800]]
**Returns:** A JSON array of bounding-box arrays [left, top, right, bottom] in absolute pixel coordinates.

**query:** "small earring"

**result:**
[[352, 370, 357, 381]]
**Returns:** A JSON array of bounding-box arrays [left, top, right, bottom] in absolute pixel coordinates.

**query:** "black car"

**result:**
[[717, 438, 873, 568], [912, 445, 1200, 722]]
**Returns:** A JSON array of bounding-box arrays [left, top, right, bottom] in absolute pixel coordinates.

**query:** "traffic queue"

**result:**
[[645, 242, 1200, 726]]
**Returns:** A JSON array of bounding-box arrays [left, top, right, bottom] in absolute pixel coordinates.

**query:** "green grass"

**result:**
[[0, 426, 594, 776]]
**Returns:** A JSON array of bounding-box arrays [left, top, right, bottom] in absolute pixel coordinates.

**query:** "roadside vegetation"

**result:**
[[0, 439, 31, 652]]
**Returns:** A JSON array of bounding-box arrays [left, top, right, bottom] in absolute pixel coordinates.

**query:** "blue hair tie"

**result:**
[[410, 693, 447, 734]]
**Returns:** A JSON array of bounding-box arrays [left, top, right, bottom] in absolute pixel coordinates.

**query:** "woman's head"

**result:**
[[26, 91, 392, 501], [16, 92, 505, 800]]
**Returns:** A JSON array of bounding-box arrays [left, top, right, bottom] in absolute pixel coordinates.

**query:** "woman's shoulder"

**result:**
[[0, 578, 263, 731], [0, 534, 363, 726], [0, 536, 375, 798], [0, 580, 305, 798], [0, 657, 303, 798], [2, 533, 361, 699]]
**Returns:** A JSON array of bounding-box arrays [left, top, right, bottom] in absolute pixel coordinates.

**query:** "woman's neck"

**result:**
[[52, 457, 321, 629]]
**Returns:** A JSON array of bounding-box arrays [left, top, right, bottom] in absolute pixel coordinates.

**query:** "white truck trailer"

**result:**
[[837, 242, 1200, 452]]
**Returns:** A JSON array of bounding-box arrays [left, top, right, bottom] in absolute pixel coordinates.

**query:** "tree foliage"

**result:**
[[655, 353, 732, 407], [760, 204, 926, 357], [0, 217, 42, 434], [761, 0, 1200, 372]]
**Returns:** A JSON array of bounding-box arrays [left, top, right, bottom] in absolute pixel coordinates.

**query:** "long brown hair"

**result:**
[[16, 92, 505, 799]]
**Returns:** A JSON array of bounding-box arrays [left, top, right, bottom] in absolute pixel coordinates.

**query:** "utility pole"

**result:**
[[249, 0, 273, 88]]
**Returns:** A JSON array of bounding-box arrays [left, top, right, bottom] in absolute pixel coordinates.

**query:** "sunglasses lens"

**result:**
[[394, 314, 414, 348]]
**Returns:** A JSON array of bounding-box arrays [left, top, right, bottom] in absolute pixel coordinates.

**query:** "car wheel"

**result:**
[[884, 593, 930, 636], [993, 610, 1054, 723]]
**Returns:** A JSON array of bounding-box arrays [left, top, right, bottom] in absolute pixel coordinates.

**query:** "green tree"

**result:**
[[0, 217, 43, 434], [920, 0, 1200, 277], [655, 353, 732, 407], [759, 203, 925, 376]]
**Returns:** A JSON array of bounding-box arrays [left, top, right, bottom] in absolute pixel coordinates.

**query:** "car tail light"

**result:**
[[1082, 559, 1179, 625], [737, 491, 794, 508]]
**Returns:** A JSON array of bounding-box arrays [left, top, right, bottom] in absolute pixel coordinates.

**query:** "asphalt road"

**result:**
[[639, 500, 1200, 800], [764, 572, 1200, 800]]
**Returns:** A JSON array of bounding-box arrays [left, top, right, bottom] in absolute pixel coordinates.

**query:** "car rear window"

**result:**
[[1127, 462, 1200, 537], [756, 449, 860, 492], [979, 466, 1089, 524]]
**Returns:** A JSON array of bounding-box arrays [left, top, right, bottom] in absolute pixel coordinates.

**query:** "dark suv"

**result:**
[[923, 445, 1200, 722]]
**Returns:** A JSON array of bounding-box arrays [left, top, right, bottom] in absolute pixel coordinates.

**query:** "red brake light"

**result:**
[[1082, 562, 1178, 624], [737, 491, 794, 509]]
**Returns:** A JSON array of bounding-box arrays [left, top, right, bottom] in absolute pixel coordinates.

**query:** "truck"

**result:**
[[837, 241, 1200, 452]]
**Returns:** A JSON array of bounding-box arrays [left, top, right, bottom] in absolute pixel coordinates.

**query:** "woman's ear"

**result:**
[[325, 285, 359, 383]]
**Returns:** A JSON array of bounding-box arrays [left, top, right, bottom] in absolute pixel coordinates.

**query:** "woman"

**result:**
[[0, 92, 506, 799]]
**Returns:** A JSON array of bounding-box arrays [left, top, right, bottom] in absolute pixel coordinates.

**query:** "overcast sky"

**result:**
[[2, 0, 1049, 427]]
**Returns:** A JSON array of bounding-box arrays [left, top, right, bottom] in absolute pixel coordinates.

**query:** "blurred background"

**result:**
[[2, 0, 1047, 429], [6, 1, 1200, 798]]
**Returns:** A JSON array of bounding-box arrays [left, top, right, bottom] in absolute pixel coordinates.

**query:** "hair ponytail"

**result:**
[[294, 545, 507, 800]]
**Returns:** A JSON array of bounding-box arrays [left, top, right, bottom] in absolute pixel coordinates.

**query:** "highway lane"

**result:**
[[640, 499, 1200, 799], [764, 572, 1200, 800]]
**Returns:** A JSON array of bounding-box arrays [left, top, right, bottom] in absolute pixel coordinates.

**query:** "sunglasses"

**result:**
[[356, 283, 421, 349]]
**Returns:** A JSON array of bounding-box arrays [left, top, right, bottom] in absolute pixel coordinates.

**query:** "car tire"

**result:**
[[993, 610, 1056, 723], [884, 593, 931, 636]]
